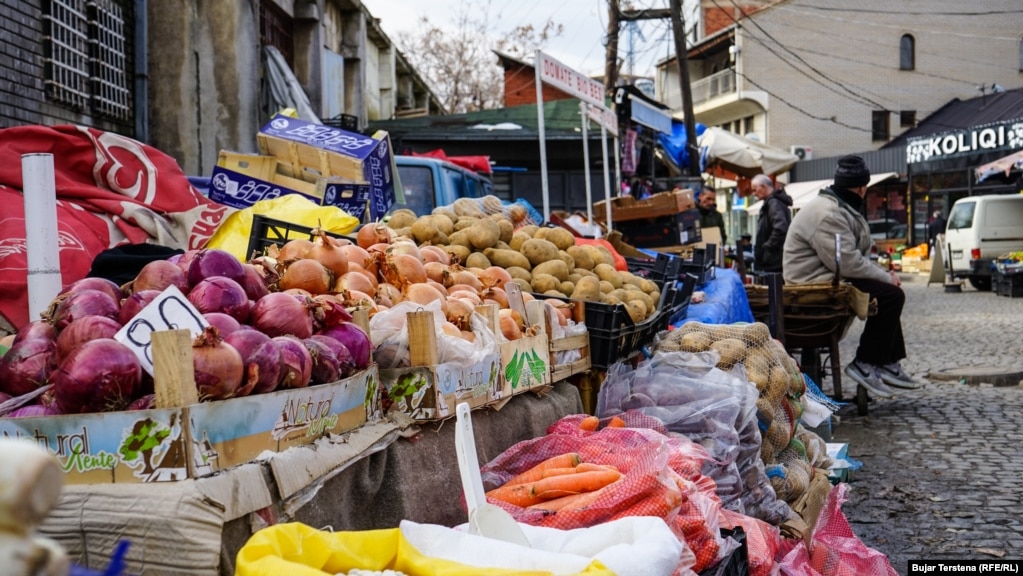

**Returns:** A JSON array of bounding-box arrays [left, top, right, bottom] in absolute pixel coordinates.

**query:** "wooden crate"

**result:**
[[593, 189, 695, 223], [545, 299, 591, 382]]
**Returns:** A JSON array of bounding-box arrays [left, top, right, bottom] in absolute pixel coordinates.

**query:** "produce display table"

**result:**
[[671, 267, 755, 327], [38, 381, 584, 576]]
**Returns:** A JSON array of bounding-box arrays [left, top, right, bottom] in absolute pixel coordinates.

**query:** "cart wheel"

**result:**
[[856, 384, 869, 416]]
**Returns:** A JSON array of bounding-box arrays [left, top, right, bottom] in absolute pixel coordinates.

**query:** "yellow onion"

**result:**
[[376, 283, 402, 307], [499, 309, 523, 341], [308, 230, 349, 278], [341, 290, 376, 310], [443, 298, 474, 330], [424, 262, 448, 284], [335, 270, 377, 297], [478, 266, 512, 289], [339, 244, 371, 268], [460, 330, 476, 343], [280, 259, 333, 294], [420, 245, 450, 265], [427, 280, 449, 296], [449, 290, 481, 305], [382, 253, 427, 289], [445, 269, 482, 291], [387, 240, 422, 261], [405, 283, 444, 306], [278, 239, 313, 262], [440, 322, 462, 338], [356, 223, 394, 249], [483, 287, 509, 308]]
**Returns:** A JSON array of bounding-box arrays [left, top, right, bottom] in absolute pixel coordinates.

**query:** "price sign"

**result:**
[[114, 286, 208, 376]]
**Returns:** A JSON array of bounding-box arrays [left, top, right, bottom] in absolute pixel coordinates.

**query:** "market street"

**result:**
[[833, 276, 1023, 575]]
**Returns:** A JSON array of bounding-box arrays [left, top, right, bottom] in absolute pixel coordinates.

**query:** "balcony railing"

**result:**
[[691, 69, 736, 105]]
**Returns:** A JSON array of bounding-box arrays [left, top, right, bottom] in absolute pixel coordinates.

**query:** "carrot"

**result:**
[[529, 469, 621, 498], [579, 416, 599, 431], [533, 489, 580, 499], [527, 479, 623, 511], [575, 462, 619, 474], [504, 453, 582, 487], [486, 483, 545, 507], [540, 467, 580, 479], [608, 416, 626, 428], [607, 484, 683, 521]]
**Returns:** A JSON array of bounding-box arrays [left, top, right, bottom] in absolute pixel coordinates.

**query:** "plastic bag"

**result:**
[[720, 509, 781, 576], [371, 300, 498, 369], [808, 483, 898, 576], [206, 194, 360, 261]]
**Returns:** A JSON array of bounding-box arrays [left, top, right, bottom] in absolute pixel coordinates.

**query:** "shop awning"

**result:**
[[698, 128, 800, 178], [975, 149, 1023, 182], [746, 172, 899, 215]]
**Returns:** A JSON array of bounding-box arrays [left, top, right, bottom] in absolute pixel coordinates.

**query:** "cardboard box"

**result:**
[[616, 209, 702, 248], [488, 301, 551, 397], [256, 114, 396, 220], [544, 299, 591, 382], [209, 154, 372, 220], [593, 189, 695, 223], [0, 366, 379, 484], [379, 310, 501, 422]]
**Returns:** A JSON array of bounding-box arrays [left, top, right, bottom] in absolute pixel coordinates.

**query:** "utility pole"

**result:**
[[669, 0, 701, 177], [604, 0, 620, 94]]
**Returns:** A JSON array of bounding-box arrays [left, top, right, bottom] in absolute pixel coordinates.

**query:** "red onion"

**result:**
[[131, 260, 189, 294], [224, 329, 282, 396], [0, 392, 10, 404], [192, 326, 243, 401], [240, 264, 271, 301], [119, 289, 162, 324], [251, 293, 314, 338], [317, 322, 371, 369], [308, 334, 357, 380], [187, 276, 251, 323], [273, 335, 312, 389], [204, 312, 242, 336], [52, 339, 141, 414], [49, 289, 120, 331], [187, 248, 245, 288], [311, 295, 353, 332], [55, 316, 122, 363], [60, 277, 123, 302], [127, 394, 156, 411], [0, 338, 57, 397], [175, 249, 202, 273], [303, 337, 341, 384], [13, 320, 56, 345], [7, 404, 61, 418]]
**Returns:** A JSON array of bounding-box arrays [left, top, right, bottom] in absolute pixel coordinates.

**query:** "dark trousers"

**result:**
[[845, 277, 906, 366]]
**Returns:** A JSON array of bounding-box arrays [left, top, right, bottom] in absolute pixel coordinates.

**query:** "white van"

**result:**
[[944, 194, 1023, 291]]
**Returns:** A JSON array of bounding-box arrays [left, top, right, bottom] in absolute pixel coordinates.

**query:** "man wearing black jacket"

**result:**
[[751, 174, 793, 273]]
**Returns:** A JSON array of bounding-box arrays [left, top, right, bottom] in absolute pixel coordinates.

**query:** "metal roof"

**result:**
[[885, 86, 1023, 148]]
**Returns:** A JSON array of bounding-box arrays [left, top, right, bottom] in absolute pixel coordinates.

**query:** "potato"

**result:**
[[433, 214, 456, 234], [625, 289, 654, 312], [519, 225, 539, 237], [601, 294, 623, 305], [484, 248, 531, 270], [678, 331, 713, 353], [566, 245, 595, 270], [573, 268, 595, 278], [387, 209, 417, 229], [432, 207, 458, 222], [599, 281, 615, 294], [625, 300, 647, 323], [621, 271, 643, 288], [544, 289, 566, 297], [453, 197, 484, 217], [465, 252, 491, 269], [468, 219, 501, 250], [497, 219, 514, 244], [443, 245, 471, 264], [511, 278, 533, 293], [559, 281, 575, 295], [568, 273, 582, 284], [411, 216, 449, 245], [447, 229, 471, 248], [506, 266, 532, 281], [392, 226, 412, 239], [571, 276, 602, 302], [454, 216, 479, 231], [531, 273, 561, 294], [639, 278, 658, 294], [558, 250, 576, 271], [520, 238, 560, 268], [744, 349, 772, 388], [481, 195, 504, 214], [594, 263, 622, 289], [536, 227, 575, 251], [711, 338, 747, 369], [509, 231, 531, 251], [765, 366, 791, 404], [532, 259, 570, 282]]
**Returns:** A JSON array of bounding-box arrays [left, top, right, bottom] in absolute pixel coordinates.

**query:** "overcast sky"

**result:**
[[360, 0, 673, 77]]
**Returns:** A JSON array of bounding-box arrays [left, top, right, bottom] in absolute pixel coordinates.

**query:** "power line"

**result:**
[[779, 5, 1023, 42], [732, 69, 873, 134], [792, 6, 1023, 16]]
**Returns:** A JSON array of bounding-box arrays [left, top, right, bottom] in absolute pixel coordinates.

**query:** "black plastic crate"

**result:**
[[246, 215, 356, 260], [626, 247, 716, 287], [996, 271, 1023, 298]]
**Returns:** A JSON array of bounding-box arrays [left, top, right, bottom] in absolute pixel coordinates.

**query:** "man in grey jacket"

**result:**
[[783, 155, 918, 399]]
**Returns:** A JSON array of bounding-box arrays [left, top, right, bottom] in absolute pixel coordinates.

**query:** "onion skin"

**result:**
[[335, 271, 377, 297], [316, 322, 371, 369], [381, 253, 426, 289], [251, 292, 314, 338], [60, 277, 123, 303], [309, 230, 350, 279], [273, 336, 313, 389], [127, 394, 156, 411], [278, 239, 313, 262], [339, 245, 372, 268], [50, 289, 120, 331], [303, 337, 342, 384], [52, 339, 141, 414], [13, 321, 56, 346], [0, 338, 57, 397], [279, 259, 333, 294], [131, 260, 188, 294], [240, 264, 271, 301], [119, 289, 162, 325], [308, 335, 357, 379], [7, 404, 62, 418], [203, 312, 243, 337], [356, 223, 394, 249], [311, 295, 353, 332], [192, 326, 243, 401], [55, 316, 122, 363], [187, 276, 252, 323], [187, 248, 246, 288], [225, 329, 282, 395]]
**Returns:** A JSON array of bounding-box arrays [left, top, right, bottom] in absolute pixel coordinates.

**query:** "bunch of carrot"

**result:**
[[486, 452, 622, 511]]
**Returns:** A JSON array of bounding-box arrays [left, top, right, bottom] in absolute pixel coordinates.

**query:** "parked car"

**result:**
[[944, 194, 1023, 291], [391, 156, 492, 215]]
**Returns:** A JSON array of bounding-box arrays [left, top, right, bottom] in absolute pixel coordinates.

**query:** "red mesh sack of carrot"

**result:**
[[720, 508, 782, 576]]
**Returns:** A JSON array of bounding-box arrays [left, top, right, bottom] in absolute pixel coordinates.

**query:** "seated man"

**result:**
[[782, 155, 919, 398]]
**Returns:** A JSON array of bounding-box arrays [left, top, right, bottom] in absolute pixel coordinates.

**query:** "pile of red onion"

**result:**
[[1, 247, 374, 418]]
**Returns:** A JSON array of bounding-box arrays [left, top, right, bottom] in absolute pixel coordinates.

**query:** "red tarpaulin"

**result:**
[[411, 149, 492, 175], [0, 124, 231, 331]]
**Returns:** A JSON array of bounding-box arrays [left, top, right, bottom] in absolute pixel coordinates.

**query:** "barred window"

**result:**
[[43, 0, 133, 121]]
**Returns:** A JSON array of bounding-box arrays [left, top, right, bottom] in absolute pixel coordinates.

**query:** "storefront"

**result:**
[[904, 118, 1023, 246]]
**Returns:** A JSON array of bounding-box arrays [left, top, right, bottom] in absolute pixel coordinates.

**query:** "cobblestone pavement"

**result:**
[[827, 276, 1023, 575]]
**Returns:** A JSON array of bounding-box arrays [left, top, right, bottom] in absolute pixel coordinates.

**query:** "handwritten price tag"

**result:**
[[114, 286, 208, 376]]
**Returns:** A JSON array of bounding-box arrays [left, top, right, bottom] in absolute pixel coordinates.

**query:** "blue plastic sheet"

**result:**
[[657, 122, 706, 171], [671, 267, 754, 327]]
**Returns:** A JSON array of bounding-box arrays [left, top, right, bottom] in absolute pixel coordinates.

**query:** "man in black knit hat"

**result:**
[[782, 155, 918, 399]]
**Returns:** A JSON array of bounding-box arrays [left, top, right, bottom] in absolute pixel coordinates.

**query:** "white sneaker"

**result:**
[[844, 360, 896, 399], [878, 362, 921, 389]]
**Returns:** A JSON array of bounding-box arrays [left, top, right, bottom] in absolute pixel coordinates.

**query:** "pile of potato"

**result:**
[[386, 197, 662, 322]]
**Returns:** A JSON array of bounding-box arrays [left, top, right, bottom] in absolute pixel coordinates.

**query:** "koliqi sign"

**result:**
[[906, 119, 1023, 164]]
